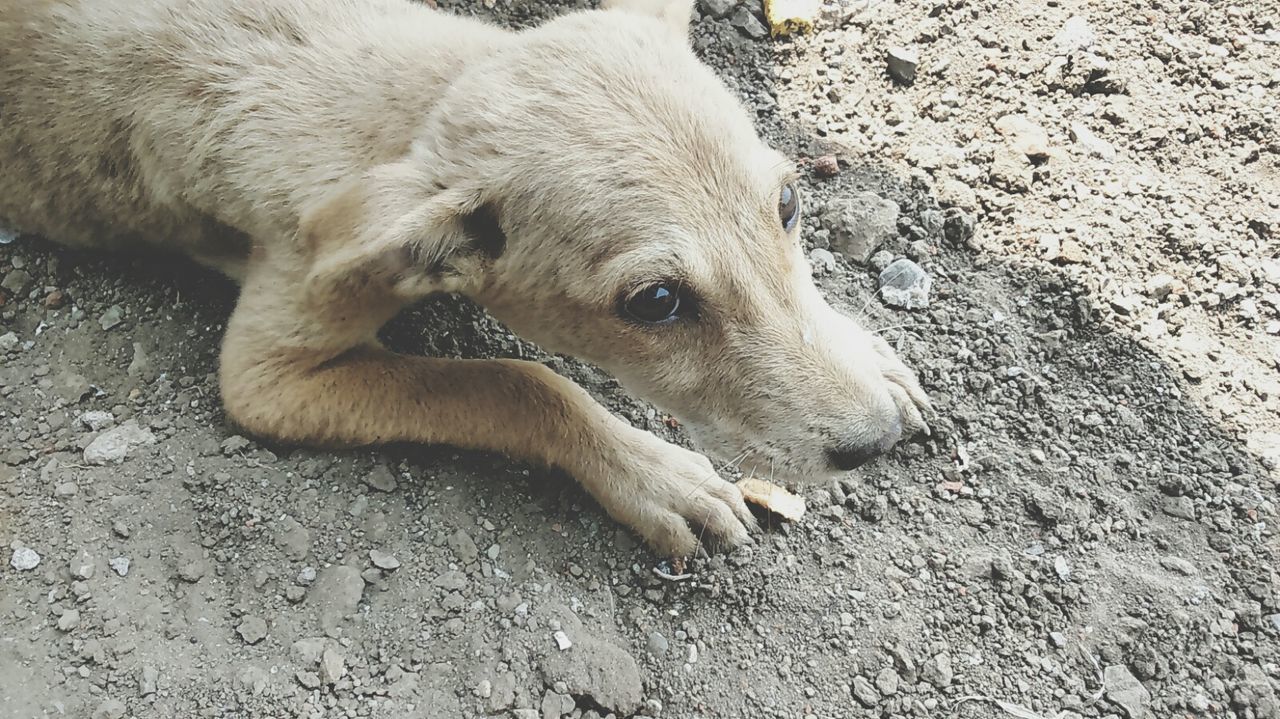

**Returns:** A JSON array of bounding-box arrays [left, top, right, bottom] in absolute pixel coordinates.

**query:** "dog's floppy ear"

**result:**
[[601, 0, 695, 38], [300, 162, 504, 303]]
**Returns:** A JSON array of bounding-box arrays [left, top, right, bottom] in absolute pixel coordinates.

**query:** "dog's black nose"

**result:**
[[827, 417, 903, 471]]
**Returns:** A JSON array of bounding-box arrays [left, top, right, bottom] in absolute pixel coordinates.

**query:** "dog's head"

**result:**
[[386, 0, 929, 480]]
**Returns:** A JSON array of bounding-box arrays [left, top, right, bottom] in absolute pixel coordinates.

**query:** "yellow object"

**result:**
[[763, 0, 820, 37], [737, 478, 807, 521]]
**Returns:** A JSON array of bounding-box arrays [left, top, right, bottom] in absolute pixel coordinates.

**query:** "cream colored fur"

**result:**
[[0, 0, 930, 557]]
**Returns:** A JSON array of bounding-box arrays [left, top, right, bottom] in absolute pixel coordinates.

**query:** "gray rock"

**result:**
[[808, 248, 836, 274], [699, 0, 737, 19], [1104, 664, 1151, 718], [448, 528, 479, 564], [78, 411, 116, 431], [727, 6, 767, 39], [296, 670, 321, 690], [364, 464, 398, 492], [879, 259, 932, 310], [109, 557, 130, 577], [646, 632, 669, 656], [237, 616, 269, 645], [874, 667, 900, 696], [370, 549, 401, 570], [990, 144, 1033, 192], [138, 665, 158, 697], [276, 517, 311, 561], [1050, 631, 1068, 648], [921, 653, 953, 688], [10, 546, 41, 571], [290, 637, 328, 666], [822, 192, 900, 263], [852, 676, 881, 707], [887, 47, 918, 84], [178, 558, 208, 583], [312, 565, 365, 634], [541, 691, 575, 719], [1070, 122, 1116, 160], [0, 332, 18, 352], [83, 420, 156, 465], [870, 249, 895, 272], [1053, 15, 1095, 53], [540, 637, 642, 714], [1, 269, 31, 295], [995, 114, 1050, 160], [57, 608, 81, 632], [320, 648, 345, 684], [91, 699, 126, 719], [1162, 496, 1196, 520], [70, 551, 95, 580], [1159, 556, 1196, 575], [99, 305, 124, 330]]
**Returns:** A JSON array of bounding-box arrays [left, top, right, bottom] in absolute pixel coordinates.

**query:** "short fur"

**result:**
[[0, 0, 930, 557]]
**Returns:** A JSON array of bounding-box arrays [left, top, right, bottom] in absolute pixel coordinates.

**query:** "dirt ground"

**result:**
[[2, 0, 1278, 718]]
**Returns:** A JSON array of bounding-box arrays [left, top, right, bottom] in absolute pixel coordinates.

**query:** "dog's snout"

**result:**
[[827, 416, 903, 471]]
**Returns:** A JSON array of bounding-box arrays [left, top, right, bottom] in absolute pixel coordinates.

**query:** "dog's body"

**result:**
[[1, 0, 929, 557]]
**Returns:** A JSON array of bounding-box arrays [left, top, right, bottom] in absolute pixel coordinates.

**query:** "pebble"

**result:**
[[554, 630, 573, 651], [369, 549, 401, 570], [296, 670, 321, 690], [808, 248, 836, 274], [1070, 122, 1116, 160], [83, 420, 157, 465], [10, 546, 41, 571], [1, 269, 31, 295], [91, 699, 126, 719], [1050, 631, 1068, 648], [320, 648, 346, 684], [78, 410, 115, 431], [112, 521, 132, 538], [921, 653, 953, 688], [237, 616, 268, 645], [139, 665, 158, 696], [363, 464, 399, 492], [1103, 665, 1152, 718], [727, 6, 767, 39], [1159, 556, 1196, 575], [313, 565, 365, 633], [297, 566, 317, 585], [0, 332, 19, 352], [879, 259, 932, 310], [699, 0, 737, 19], [448, 528, 479, 564], [995, 114, 1050, 160], [1162, 496, 1196, 520], [822, 192, 900, 263], [853, 676, 881, 707], [98, 305, 124, 331], [887, 46, 918, 84], [58, 608, 81, 632], [875, 667, 900, 696], [109, 557, 130, 577], [70, 551, 96, 580], [1053, 15, 1096, 53], [178, 559, 208, 583], [647, 632, 669, 656], [813, 154, 839, 178]]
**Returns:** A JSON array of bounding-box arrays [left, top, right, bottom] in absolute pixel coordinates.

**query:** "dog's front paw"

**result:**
[[593, 432, 757, 559], [870, 335, 933, 436]]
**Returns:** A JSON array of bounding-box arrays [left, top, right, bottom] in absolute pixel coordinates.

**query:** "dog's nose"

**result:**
[[827, 416, 903, 471]]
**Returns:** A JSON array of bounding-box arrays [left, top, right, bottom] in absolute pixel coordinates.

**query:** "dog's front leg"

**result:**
[[219, 264, 754, 558]]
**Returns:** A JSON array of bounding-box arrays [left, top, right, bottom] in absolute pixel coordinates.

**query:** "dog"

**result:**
[[0, 0, 930, 558]]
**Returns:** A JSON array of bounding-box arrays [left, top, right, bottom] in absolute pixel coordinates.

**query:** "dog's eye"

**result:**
[[623, 283, 685, 324], [778, 183, 800, 232]]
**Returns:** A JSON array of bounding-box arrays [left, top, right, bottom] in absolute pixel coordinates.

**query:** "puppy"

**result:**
[[0, 0, 930, 557]]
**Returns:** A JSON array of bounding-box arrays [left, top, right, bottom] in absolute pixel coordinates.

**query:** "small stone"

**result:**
[[870, 249, 895, 271], [99, 305, 124, 330], [296, 671, 322, 690], [220, 435, 251, 455], [297, 567, 317, 585], [1145, 274, 1179, 300], [138, 665, 158, 697], [808, 248, 836, 274], [990, 144, 1033, 192], [70, 551, 96, 580], [553, 630, 573, 651], [109, 557, 130, 577], [0, 332, 18, 352], [10, 547, 41, 571], [1189, 694, 1211, 712], [364, 465, 398, 492], [874, 667, 900, 696], [448, 528, 479, 564], [698, 0, 737, 19], [1, 269, 31, 295], [58, 608, 81, 632], [1058, 238, 1086, 263], [1050, 631, 1068, 647], [887, 47, 918, 84], [995, 114, 1050, 160], [83, 420, 156, 465], [78, 410, 115, 431], [1070, 122, 1116, 160], [369, 549, 401, 570], [852, 676, 881, 707], [727, 6, 768, 39], [1055, 556, 1072, 581], [54, 481, 79, 498], [237, 616, 268, 645], [646, 632, 669, 656], [290, 638, 327, 665], [921, 653, 953, 688], [812, 154, 839, 178], [1103, 665, 1151, 718], [320, 648, 346, 684], [822, 192, 900, 263], [1162, 496, 1196, 520], [879, 259, 932, 310], [1053, 15, 1095, 53], [44, 289, 67, 309], [112, 521, 132, 538]]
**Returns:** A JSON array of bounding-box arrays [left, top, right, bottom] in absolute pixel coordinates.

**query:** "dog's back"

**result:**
[[0, 0, 503, 266]]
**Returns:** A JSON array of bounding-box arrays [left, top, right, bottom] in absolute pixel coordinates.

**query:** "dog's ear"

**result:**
[[301, 162, 505, 303], [600, 0, 695, 39]]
